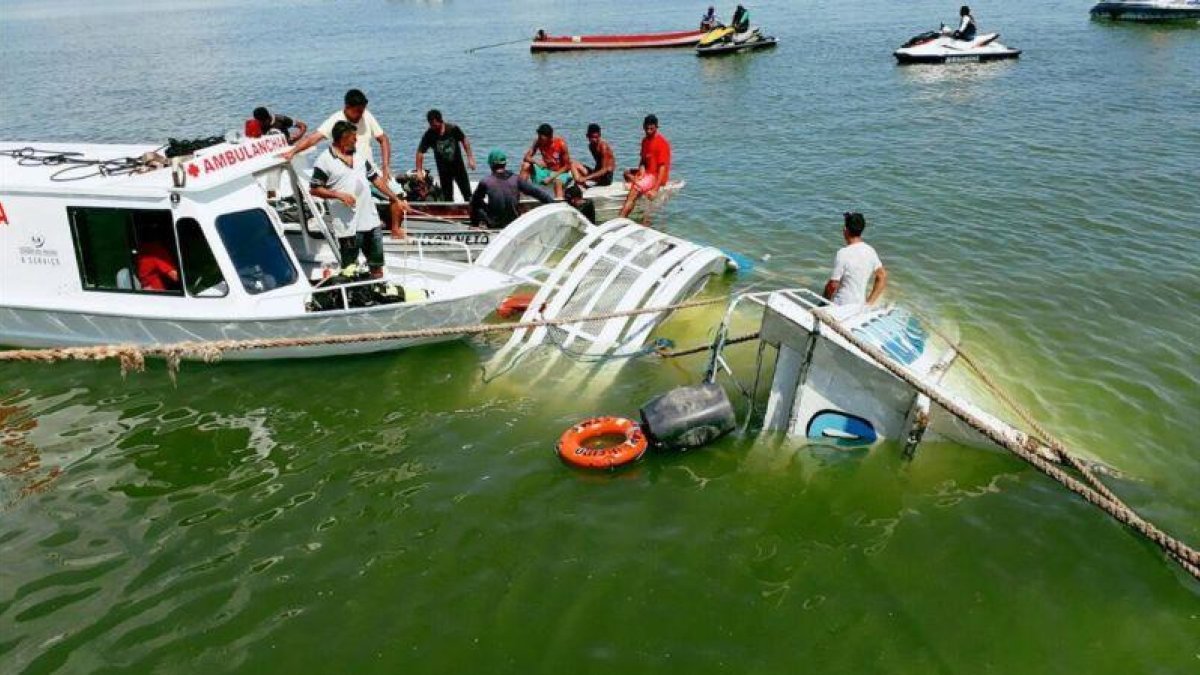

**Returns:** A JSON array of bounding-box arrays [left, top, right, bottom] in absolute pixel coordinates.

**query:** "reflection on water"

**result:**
[[896, 60, 1017, 102]]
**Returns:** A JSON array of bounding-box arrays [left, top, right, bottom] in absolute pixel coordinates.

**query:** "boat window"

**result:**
[[67, 206, 183, 295], [175, 218, 229, 298], [215, 208, 298, 294]]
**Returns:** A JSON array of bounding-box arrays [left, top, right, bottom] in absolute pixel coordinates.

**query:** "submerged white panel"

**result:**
[[488, 213, 730, 366]]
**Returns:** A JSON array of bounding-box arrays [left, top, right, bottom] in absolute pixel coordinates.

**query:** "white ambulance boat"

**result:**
[[0, 136, 730, 362], [0, 137, 529, 359]]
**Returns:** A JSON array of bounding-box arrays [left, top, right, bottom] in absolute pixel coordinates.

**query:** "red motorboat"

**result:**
[[530, 29, 706, 52]]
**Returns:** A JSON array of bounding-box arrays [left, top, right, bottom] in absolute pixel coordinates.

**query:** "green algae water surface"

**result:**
[[1, 0, 1198, 672]]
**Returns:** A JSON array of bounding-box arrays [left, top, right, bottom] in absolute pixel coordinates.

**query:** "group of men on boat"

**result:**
[[245, 88, 674, 276], [241, 82, 882, 308]]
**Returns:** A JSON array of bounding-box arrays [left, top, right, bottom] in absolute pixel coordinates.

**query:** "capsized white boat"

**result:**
[[703, 288, 1063, 461]]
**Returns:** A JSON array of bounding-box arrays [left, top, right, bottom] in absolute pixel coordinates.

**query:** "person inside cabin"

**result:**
[[618, 114, 671, 222], [823, 211, 888, 307], [283, 89, 393, 183], [700, 6, 719, 30], [470, 150, 555, 229], [252, 107, 307, 143], [731, 4, 750, 33], [571, 123, 616, 188], [520, 123, 573, 200], [309, 121, 408, 278], [135, 223, 181, 292], [950, 5, 977, 41], [415, 109, 476, 202]]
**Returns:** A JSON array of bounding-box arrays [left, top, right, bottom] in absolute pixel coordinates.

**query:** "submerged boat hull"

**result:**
[[531, 30, 705, 52]]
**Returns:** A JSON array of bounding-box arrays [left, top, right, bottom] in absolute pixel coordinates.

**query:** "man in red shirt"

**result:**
[[136, 239, 181, 291], [520, 123, 573, 199], [619, 114, 671, 222]]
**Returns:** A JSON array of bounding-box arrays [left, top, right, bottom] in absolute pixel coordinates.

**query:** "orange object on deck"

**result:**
[[556, 417, 648, 470], [497, 293, 535, 319]]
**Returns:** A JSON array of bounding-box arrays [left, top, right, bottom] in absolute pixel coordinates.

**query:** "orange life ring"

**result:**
[[556, 416, 648, 469]]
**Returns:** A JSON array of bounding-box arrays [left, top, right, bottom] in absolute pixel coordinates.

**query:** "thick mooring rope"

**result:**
[[0, 297, 728, 373], [810, 308, 1200, 580]]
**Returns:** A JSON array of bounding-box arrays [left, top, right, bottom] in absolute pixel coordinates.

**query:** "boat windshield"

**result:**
[[215, 209, 299, 294]]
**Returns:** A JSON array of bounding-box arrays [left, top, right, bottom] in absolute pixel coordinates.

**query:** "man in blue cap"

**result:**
[[469, 150, 556, 228]]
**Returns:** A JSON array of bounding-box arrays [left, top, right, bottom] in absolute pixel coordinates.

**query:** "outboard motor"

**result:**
[[639, 383, 736, 451]]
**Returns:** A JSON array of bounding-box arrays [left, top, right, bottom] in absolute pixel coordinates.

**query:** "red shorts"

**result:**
[[632, 173, 658, 194]]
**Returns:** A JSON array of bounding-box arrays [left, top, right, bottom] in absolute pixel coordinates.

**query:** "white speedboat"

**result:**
[[1090, 0, 1200, 21], [894, 29, 1021, 64], [0, 138, 525, 359]]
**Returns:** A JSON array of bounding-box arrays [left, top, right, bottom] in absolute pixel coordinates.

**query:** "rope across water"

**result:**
[[0, 296, 728, 373]]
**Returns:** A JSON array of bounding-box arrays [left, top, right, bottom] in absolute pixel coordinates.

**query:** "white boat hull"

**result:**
[[0, 285, 512, 360]]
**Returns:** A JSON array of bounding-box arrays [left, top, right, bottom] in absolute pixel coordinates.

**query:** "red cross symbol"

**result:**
[[187, 163, 200, 177]]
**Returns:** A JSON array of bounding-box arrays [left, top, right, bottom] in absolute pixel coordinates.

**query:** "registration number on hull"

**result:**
[[402, 231, 491, 247]]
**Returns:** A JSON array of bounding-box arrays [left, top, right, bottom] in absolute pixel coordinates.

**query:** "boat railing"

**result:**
[[704, 287, 827, 384], [251, 276, 400, 313]]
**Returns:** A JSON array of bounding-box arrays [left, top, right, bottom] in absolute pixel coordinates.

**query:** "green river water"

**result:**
[[1, 0, 1198, 672]]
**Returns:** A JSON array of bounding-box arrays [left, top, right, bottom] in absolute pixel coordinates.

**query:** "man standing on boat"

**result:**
[[823, 211, 887, 306], [618, 114, 671, 222], [469, 150, 555, 228], [309, 121, 408, 278], [283, 89, 393, 183], [520, 123, 573, 200], [414, 109, 476, 202], [571, 123, 616, 188]]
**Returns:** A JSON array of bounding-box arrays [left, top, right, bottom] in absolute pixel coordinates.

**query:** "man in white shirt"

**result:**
[[823, 211, 888, 306], [308, 121, 407, 278], [284, 89, 393, 183]]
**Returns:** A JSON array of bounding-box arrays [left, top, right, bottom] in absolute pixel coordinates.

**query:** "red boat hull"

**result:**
[[531, 29, 706, 52]]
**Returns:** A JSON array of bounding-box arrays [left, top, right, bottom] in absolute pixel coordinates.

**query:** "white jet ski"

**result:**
[[893, 28, 1021, 64]]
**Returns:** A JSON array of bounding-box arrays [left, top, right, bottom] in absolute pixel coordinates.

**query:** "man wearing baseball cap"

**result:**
[[469, 150, 555, 228]]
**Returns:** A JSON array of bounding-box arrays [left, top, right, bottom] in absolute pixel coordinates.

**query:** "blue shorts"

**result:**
[[532, 165, 572, 186]]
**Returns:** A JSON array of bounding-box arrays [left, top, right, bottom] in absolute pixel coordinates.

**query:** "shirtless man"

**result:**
[[571, 123, 616, 188]]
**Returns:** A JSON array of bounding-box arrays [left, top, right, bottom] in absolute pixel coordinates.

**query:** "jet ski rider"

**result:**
[[731, 4, 750, 34], [700, 6, 718, 31], [950, 5, 977, 41]]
